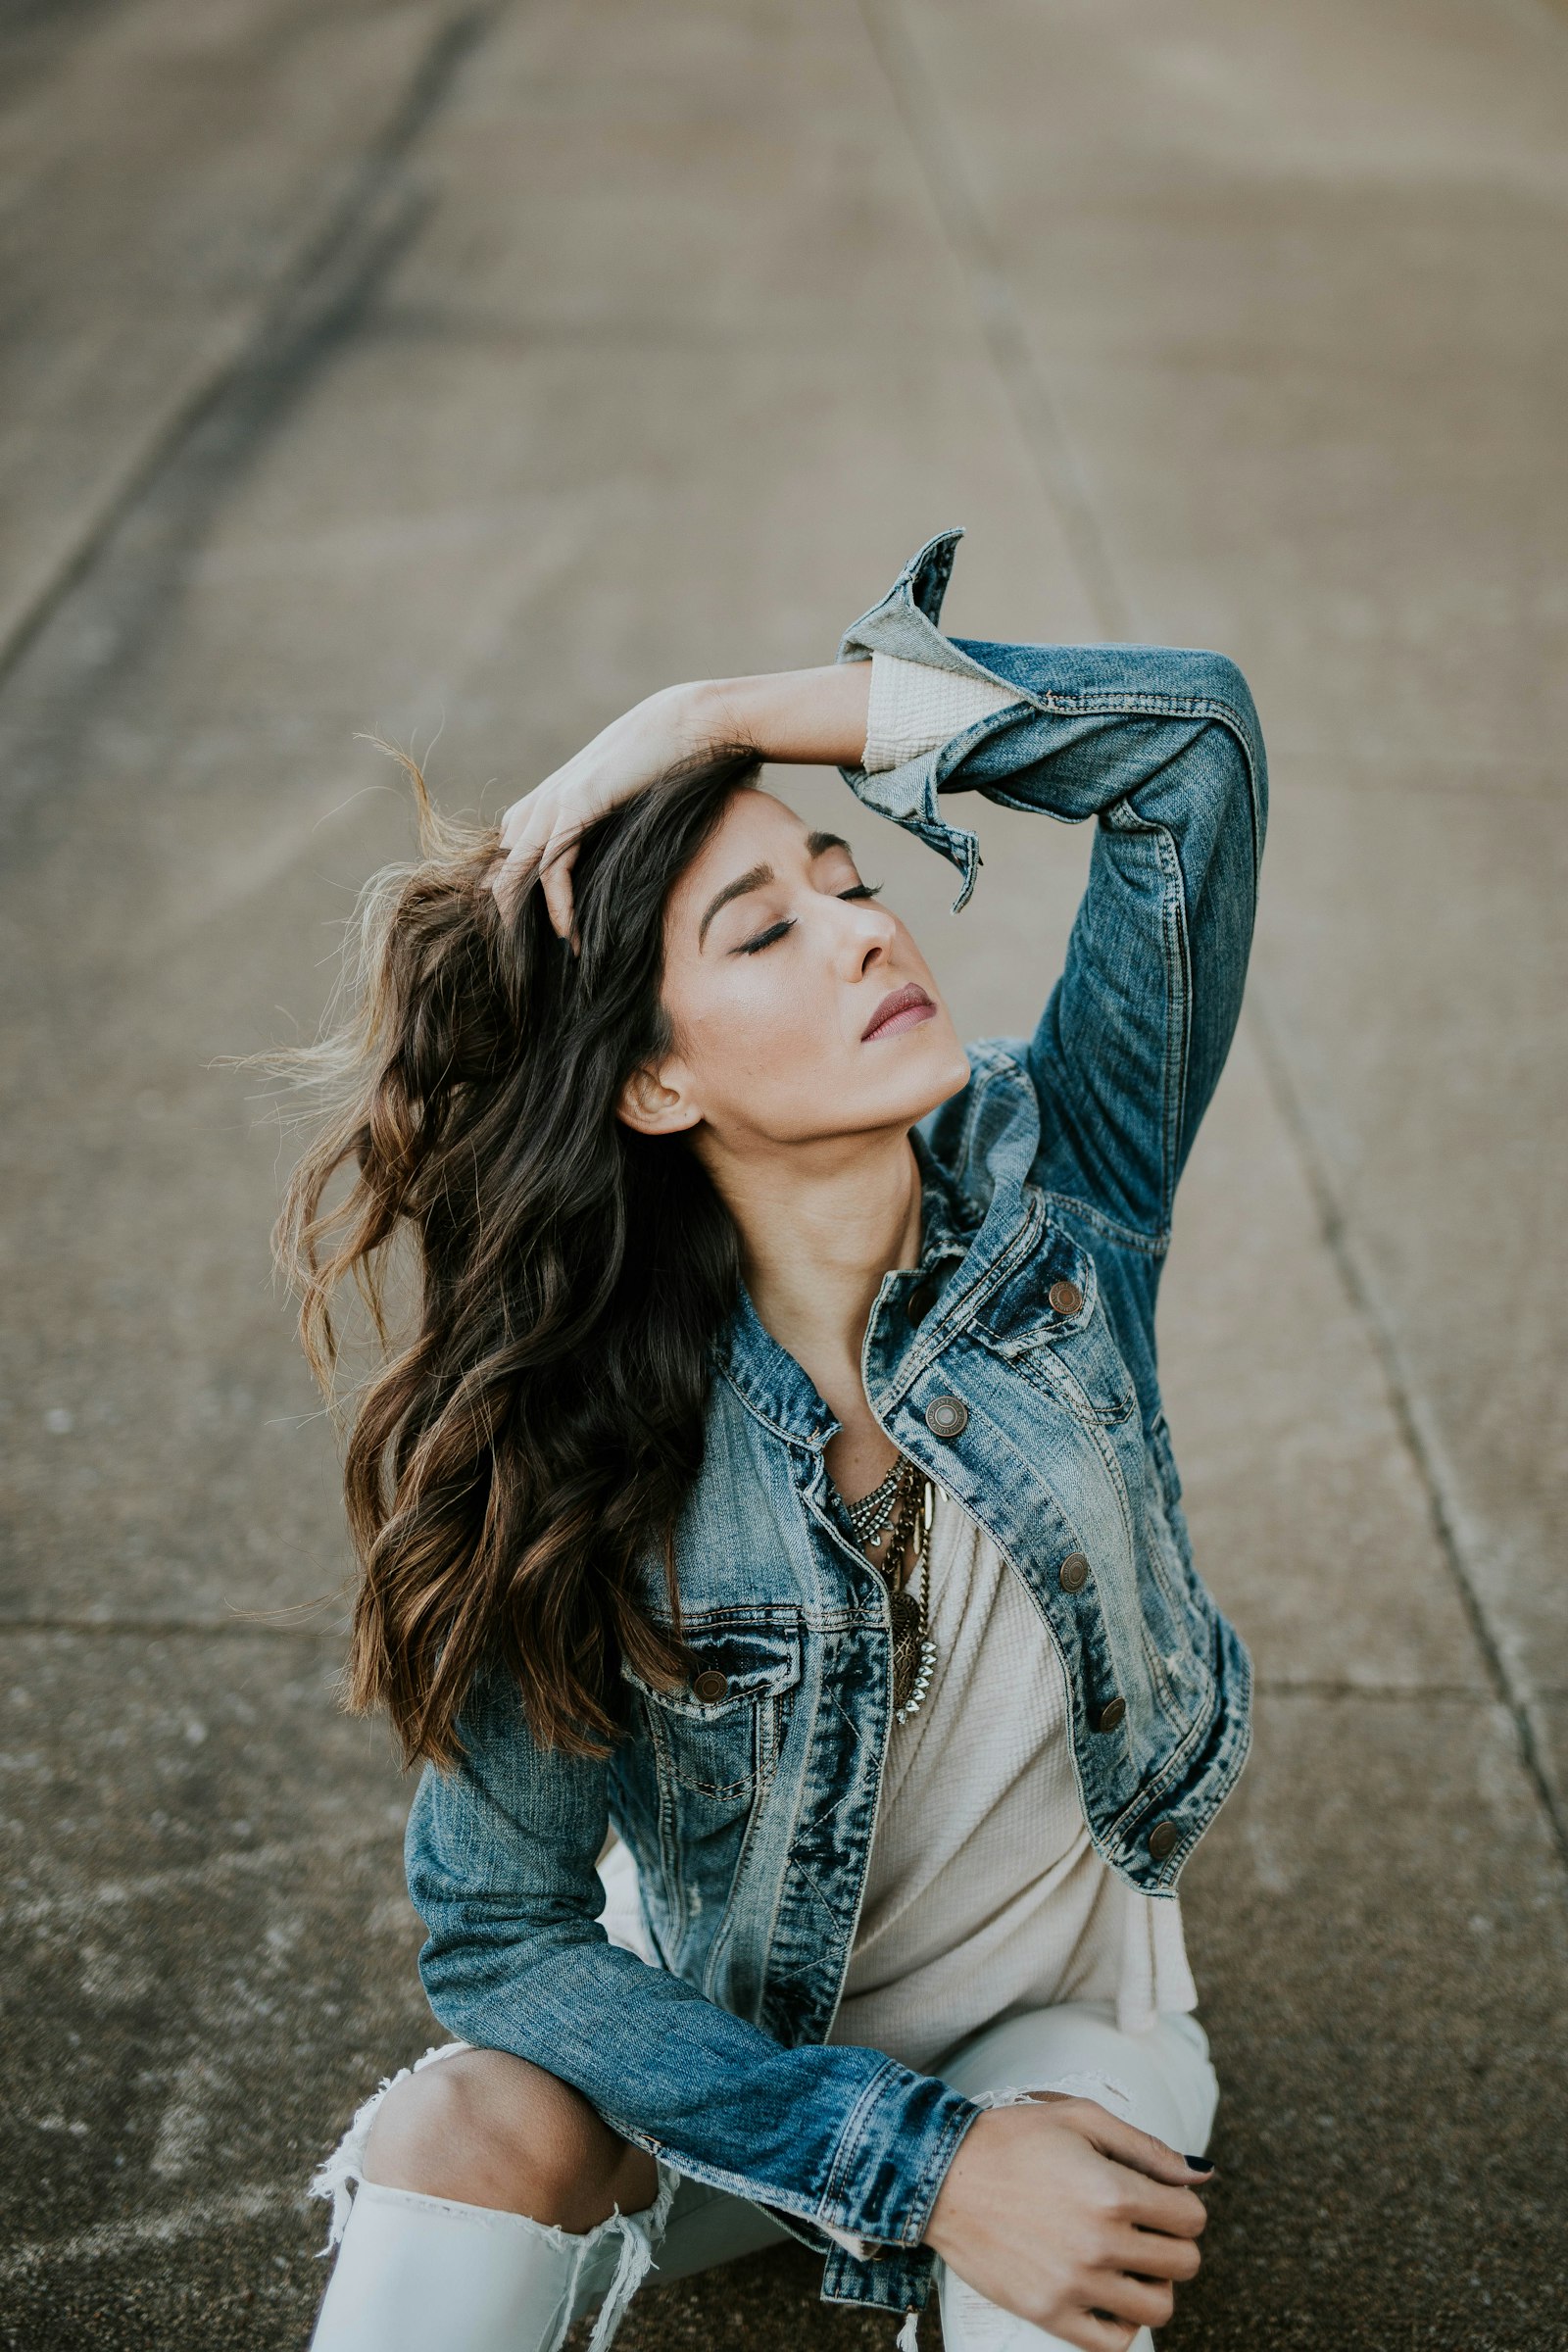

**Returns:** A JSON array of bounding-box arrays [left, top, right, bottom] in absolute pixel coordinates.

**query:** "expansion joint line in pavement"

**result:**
[[0, 0, 515, 696], [856, 0, 1134, 642], [1246, 993, 1568, 1878], [858, 0, 1567, 1886]]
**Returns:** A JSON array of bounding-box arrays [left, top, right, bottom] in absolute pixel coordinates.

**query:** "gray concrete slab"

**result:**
[[3, 0, 1566, 2345]]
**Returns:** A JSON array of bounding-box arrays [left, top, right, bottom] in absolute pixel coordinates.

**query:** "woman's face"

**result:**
[[622, 787, 970, 1152]]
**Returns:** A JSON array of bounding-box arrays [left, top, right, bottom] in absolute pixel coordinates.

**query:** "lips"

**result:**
[[861, 982, 937, 1043]]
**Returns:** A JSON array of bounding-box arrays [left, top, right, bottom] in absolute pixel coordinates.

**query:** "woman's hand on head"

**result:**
[[486, 662, 873, 940], [488, 681, 722, 939], [922, 2094, 1213, 2352]]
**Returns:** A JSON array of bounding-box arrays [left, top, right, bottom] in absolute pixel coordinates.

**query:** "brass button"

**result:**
[[692, 1669, 729, 1703], [1095, 1696, 1127, 1734], [925, 1395, 968, 1440], [1049, 1278, 1084, 1316], [1058, 1551, 1090, 1593], [1148, 1819, 1181, 1861], [906, 1283, 936, 1327]]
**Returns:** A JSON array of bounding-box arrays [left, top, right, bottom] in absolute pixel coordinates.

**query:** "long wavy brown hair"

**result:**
[[267, 740, 760, 1769]]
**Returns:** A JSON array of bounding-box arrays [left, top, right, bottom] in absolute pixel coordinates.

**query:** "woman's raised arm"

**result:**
[[936, 635, 1268, 1243], [829, 530, 1268, 1245]]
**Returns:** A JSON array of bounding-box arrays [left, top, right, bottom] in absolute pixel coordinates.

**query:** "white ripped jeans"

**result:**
[[306, 1998, 1216, 2352]]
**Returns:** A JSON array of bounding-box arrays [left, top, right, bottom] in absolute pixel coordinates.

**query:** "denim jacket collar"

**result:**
[[712, 1046, 1044, 1446]]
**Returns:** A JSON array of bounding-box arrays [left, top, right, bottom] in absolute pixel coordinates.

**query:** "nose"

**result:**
[[838, 895, 898, 976]]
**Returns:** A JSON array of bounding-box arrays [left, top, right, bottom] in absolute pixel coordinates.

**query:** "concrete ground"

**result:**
[[1, 0, 1565, 2344]]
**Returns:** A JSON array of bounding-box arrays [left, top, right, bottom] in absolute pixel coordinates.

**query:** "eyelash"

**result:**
[[736, 883, 882, 956]]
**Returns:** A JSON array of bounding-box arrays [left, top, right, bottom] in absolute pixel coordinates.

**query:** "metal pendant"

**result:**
[[889, 1589, 937, 1723]]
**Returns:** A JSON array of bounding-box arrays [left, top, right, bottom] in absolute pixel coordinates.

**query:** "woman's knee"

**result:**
[[362, 2048, 659, 2230]]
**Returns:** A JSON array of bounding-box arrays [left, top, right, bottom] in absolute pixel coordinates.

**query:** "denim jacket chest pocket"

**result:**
[[971, 1218, 1137, 1427], [621, 1614, 803, 1797]]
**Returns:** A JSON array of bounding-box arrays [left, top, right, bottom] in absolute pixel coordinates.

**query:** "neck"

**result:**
[[700, 1126, 922, 1389]]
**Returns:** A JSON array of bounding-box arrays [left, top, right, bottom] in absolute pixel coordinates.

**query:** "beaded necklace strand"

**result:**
[[837, 1455, 937, 1725]]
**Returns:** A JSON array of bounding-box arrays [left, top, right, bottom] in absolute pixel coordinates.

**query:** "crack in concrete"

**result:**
[[0, 0, 512, 697], [1246, 993, 1568, 1872]]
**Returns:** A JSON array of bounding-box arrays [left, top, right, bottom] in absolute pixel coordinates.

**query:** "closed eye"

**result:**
[[734, 883, 882, 956], [735, 918, 794, 956]]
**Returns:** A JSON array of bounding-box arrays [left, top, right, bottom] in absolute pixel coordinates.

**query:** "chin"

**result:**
[[895, 1039, 972, 1127]]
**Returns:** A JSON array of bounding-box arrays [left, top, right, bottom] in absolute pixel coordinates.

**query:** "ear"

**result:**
[[615, 1059, 702, 1138]]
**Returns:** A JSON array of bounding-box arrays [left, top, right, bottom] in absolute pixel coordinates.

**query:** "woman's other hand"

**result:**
[[487, 662, 873, 940], [922, 2094, 1213, 2352]]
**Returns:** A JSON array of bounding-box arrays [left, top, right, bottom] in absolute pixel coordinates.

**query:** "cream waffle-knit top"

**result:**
[[825, 1487, 1196, 2073]]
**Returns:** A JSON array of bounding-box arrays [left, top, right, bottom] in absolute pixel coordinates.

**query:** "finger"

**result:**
[[498, 778, 562, 856], [1073, 2313, 1141, 2352], [489, 789, 566, 910], [503, 794, 559, 878], [1109, 2167, 1209, 2240], [1106, 2224, 1202, 2283], [488, 839, 543, 916], [538, 834, 579, 942], [1075, 2107, 1214, 2189], [1084, 2269, 1176, 2332]]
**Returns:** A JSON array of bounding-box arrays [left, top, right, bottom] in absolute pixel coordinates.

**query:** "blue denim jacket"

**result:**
[[404, 529, 1268, 2324]]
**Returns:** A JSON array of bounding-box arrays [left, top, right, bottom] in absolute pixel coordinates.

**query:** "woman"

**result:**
[[283, 528, 1266, 2352]]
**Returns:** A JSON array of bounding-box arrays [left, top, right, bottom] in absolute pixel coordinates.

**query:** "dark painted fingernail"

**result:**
[[1185, 2154, 1215, 2172]]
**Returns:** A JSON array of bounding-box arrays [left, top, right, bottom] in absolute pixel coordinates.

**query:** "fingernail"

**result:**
[[1184, 2155, 1215, 2172]]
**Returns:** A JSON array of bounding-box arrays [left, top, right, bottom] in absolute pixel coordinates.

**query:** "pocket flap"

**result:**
[[622, 1616, 802, 1720]]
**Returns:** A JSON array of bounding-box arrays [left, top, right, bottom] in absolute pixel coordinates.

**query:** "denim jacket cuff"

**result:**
[[818, 2058, 983, 2252], [833, 524, 1033, 911]]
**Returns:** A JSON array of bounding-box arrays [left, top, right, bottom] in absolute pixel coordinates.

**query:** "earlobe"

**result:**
[[615, 1064, 701, 1139]]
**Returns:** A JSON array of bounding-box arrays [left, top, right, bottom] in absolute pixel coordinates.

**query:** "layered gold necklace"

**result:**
[[840, 1456, 937, 1724]]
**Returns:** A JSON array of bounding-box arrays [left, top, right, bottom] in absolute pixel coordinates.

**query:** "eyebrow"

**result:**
[[697, 832, 854, 949], [699, 862, 772, 949]]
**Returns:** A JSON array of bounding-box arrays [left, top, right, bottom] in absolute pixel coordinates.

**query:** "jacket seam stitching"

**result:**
[[819, 2059, 903, 2219], [894, 2095, 984, 2249], [1040, 1190, 1170, 1257], [1155, 818, 1192, 1231]]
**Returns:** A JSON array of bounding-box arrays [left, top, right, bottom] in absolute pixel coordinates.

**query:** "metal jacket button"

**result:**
[[1094, 1696, 1126, 1734], [1049, 1278, 1084, 1316], [906, 1283, 936, 1326], [925, 1395, 968, 1439], [1058, 1551, 1090, 1592], [692, 1669, 729, 1703], [1148, 1819, 1181, 1860]]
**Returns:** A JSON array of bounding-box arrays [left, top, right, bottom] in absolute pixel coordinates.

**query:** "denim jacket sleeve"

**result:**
[[837, 527, 1268, 1242], [403, 1668, 980, 2254]]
